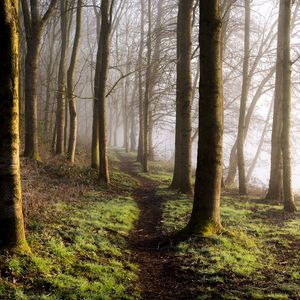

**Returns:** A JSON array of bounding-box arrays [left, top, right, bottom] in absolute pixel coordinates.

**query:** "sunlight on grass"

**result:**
[[161, 189, 300, 299], [0, 195, 140, 299]]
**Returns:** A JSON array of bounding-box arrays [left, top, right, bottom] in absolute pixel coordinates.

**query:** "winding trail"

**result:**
[[116, 150, 196, 299]]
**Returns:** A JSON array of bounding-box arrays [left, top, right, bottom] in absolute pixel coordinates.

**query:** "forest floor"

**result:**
[[116, 150, 197, 299], [0, 148, 299, 299]]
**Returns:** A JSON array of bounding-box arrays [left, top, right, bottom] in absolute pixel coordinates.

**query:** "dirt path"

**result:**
[[116, 150, 196, 300]]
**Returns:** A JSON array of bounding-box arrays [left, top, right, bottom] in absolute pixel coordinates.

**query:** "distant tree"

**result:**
[[94, 0, 115, 185], [67, 0, 83, 163], [184, 0, 222, 234], [281, 0, 297, 212], [137, 0, 145, 163], [21, 0, 57, 160], [237, 0, 250, 195], [43, 19, 59, 139], [0, 0, 29, 252], [56, 0, 69, 155], [141, 0, 153, 172]]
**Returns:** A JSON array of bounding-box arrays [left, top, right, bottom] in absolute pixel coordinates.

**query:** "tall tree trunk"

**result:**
[[113, 99, 118, 147], [237, 0, 250, 195], [44, 48, 53, 138], [123, 74, 129, 152], [266, 0, 285, 202], [67, 0, 82, 163], [130, 76, 138, 152], [171, 0, 193, 193], [91, 0, 100, 169], [64, 92, 68, 152], [137, 0, 145, 163], [142, 0, 152, 172], [225, 142, 238, 186], [56, 0, 69, 155], [0, 0, 29, 252], [185, 0, 222, 235], [91, 100, 99, 168], [281, 0, 297, 212], [44, 22, 57, 138], [147, 0, 164, 162], [95, 0, 114, 185], [108, 99, 113, 147], [148, 113, 154, 160], [23, 36, 41, 160], [21, 0, 57, 160]]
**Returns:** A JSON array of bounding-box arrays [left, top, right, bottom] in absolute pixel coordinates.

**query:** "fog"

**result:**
[[33, 0, 300, 191]]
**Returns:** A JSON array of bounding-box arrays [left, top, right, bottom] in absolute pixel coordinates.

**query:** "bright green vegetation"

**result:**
[[160, 187, 300, 299], [138, 161, 173, 184], [0, 160, 140, 300], [1, 153, 300, 299]]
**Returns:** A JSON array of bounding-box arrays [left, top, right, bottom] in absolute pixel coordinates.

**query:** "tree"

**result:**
[[94, 0, 115, 185], [171, 0, 194, 194], [0, 0, 29, 252], [147, 0, 164, 161], [266, 0, 286, 202], [137, 0, 145, 163], [142, 0, 152, 172], [237, 0, 250, 195], [21, 0, 57, 160], [43, 19, 59, 138], [281, 0, 297, 212], [56, 0, 69, 155], [184, 0, 222, 235], [67, 0, 83, 163]]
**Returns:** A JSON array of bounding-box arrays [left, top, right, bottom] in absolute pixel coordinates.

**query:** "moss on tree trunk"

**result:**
[[0, 0, 29, 253], [184, 0, 223, 235], [171, 0, 193, 194]]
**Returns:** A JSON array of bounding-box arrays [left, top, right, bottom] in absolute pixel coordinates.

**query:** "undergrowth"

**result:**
[[0, 154, 140, 300], [159, 186, 300, 299]]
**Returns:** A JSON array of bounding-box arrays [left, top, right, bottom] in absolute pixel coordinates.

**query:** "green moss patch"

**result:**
[[0, 194, 140, 299], [161, 189, 300, 299]]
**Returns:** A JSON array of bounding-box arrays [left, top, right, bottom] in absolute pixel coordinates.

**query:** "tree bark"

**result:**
[[67, 0, 82, 163], [44, 22, 55, 138], [91, 101, 99, 168], [237, 0, 250, 195], [21, 0, 57, 160], [171, 0, 194, 193], [142, 0, 152, 172], [0, 0, 29, 252], [266, 0, 285, 202], [23, 35, 41, 160], [123, 61, 130, 153], [56, 0, 69, 155], [137, 0, 145, 163], [185, 0, 223, 235], [95, 0, 114, 185], [281, 0, 297, 212], [130, 75, 138, 152]]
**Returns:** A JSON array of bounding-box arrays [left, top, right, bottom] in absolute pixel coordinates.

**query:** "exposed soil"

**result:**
[[116, 151, 198, 299]]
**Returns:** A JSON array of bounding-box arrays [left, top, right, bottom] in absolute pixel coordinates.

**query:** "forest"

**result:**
[[0, 0, 299, 299]]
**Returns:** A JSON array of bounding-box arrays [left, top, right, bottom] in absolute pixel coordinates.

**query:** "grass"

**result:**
[[137, 161, 173, 185], [0, 155, 141, 300], [2, 150, 300, 299], [158, 185, 300, 299], [0, 195, 140, 300]]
